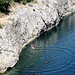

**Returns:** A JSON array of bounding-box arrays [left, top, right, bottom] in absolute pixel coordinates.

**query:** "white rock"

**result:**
[[0, 0, 75, 73]]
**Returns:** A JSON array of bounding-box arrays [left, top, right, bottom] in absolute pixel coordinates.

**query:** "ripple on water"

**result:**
[[20, 47, 72, 73]]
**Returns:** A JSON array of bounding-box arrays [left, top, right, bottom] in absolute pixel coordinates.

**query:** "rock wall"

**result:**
[[0, 0, 75, 73]]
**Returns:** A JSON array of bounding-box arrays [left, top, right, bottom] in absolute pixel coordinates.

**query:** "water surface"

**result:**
[[2, 13, 75, 75]]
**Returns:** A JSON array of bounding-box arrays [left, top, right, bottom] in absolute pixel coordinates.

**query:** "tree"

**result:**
[[14, 0, 21, 3], [0, 0, 33, 13], [0, 0, 10, 12]]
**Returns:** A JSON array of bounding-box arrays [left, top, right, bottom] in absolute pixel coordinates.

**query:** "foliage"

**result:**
[[27, 0, 33, 2], [72, 2, 75, 5], [0, 0, 10, 13], [0, 24, 3, 29], [14, 0, 21, 3], [0, 49, 2, 54], [14, 0, 33, 3], [22, 0, 26, 5], [0, 11, 1, 14], [0, 0, 10, 10], [0, 0, 34, 13], [32, 33, 35, 37]]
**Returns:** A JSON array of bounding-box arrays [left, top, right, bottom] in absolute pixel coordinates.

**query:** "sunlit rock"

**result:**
[[0, 0, 75, 73]]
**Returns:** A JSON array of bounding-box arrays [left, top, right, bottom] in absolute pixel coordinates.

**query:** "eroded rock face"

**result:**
[[0, 0, 75, 73]]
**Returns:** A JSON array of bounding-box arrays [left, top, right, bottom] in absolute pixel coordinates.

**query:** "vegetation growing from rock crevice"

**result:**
[[72, 2, 75, 5], [0, 24, 3, 29]]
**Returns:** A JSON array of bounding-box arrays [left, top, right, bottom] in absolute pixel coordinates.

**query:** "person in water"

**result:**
[[31, 44, 35, 52], [45, 61, 50, 63]]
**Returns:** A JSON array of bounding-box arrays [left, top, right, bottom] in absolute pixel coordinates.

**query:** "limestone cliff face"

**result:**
[[0, 0, 75, 73]]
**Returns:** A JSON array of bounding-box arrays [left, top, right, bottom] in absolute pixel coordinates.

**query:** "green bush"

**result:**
[[14, 0, 21, 2], [22, 0, 26, 5], [0, 0, 10, 9], [27, 0, 33, 2], [0, 11, 1, 14], [22, 0, 33, 5], [14, 0, 33, 3], [0, 0, 34, 13], [0, 0, 10, 13], [0, 24, 3, 29], [72, 2, 75, 5]]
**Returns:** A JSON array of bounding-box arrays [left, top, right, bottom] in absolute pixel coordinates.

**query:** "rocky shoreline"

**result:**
[[0, 0, 75, 73]]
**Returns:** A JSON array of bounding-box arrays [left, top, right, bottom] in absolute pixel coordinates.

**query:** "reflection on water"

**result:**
[[2, 13, 75, 75]]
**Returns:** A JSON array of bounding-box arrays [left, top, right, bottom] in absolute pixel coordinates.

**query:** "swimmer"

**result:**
[[31, 44, 35, 52], [45, 61, 50, 63]]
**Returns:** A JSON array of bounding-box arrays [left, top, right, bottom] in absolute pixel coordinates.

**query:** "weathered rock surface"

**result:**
[[0, 0, 75, 73]]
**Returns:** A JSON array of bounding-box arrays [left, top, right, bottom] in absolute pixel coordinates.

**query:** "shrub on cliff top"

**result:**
[[0, 0, 34, 13], [14, 0, 33, 3], [0, 0, 10, 13], [22, 0, 27, 5], [0, 0, 10, 10]]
